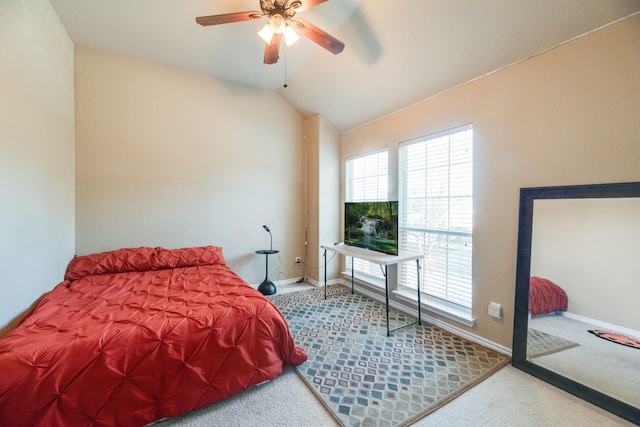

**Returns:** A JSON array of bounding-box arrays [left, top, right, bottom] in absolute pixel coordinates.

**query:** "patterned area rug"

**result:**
[[269, 286, 509, 427], [527, 328, 579, 359]]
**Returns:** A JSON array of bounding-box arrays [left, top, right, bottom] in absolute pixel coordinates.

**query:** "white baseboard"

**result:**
[[561, 312, 640, 339], [250, 276, 330, 290]]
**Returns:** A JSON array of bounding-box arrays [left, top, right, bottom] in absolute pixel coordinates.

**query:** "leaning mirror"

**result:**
[[512, 182, 640, 425]]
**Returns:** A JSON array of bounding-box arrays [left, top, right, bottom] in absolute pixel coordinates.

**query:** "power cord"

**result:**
[[275, 252, 285, 281], [292, 252, 338, 283], [294, 251, 337, 270]]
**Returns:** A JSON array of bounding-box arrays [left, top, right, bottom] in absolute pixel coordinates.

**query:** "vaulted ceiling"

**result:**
[[49, 0, 640, 133]]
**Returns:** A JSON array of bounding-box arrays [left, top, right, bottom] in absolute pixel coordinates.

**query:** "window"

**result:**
[[399, 125, 473, 309], [345, 149, 388, 280]]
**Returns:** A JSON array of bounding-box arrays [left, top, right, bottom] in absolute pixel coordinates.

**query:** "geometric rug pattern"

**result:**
[[527, 328, 579, 359], [270, 286, 510, 427]]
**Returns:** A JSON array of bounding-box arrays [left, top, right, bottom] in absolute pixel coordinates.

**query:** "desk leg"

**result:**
[[323, 248, 327, 299], [416, 259, 422, 325], [385, 265, 390, 337], [350, 257, 355, 294]]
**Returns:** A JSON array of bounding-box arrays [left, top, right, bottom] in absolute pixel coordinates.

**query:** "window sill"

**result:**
[[394, 289, 476, 328], [340, 271, 476, 328], [341, 270, 385, 288]]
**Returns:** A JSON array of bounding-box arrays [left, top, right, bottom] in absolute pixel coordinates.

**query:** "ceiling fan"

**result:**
[[196, 0, 345, 65]]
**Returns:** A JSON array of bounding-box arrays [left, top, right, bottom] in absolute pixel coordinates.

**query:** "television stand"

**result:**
[[321, 243, 424, 336]]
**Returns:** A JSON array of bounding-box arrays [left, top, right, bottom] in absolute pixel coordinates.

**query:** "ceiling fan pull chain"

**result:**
[[284, 44, 288, 88]]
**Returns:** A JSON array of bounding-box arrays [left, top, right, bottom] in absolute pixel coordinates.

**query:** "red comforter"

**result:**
[[529, 276, 568, 316], [0, 246, 306, 427]]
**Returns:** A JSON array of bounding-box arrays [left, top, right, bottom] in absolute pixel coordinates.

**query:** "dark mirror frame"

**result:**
[[512, 181, 640, 425]]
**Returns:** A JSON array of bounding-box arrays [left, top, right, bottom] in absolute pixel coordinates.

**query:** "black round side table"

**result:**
[[255, 249, 279, 295]]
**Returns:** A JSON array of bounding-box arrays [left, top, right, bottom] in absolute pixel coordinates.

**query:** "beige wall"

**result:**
[[532, 198, 640, 330], [318, 118, 341, 282], [0, 0, 76, 329], [304, 116, 341, 283], [74, 48, 306, 285], [339, 15, 640, 349], [305, 117, 320, 281]]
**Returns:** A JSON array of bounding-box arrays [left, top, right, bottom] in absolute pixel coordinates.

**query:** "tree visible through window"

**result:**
[[399, 125, 473, 309]]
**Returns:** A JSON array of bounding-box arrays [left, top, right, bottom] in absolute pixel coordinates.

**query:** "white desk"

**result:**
[[321, 243, 424, 336]]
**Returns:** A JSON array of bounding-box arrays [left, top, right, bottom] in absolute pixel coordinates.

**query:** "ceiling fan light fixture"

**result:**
[[259, 18, 298, 46], [284, 25, 300, 46], [257, 24, 274, 43]]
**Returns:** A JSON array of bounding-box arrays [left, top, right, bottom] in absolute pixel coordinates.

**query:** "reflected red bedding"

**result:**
[[529, 276, 568, 316], [0, 246, 306, 427]]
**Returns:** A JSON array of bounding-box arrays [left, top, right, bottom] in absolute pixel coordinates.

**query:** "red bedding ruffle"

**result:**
[[0, 246, 306, 427], [529, 276, 568, 316]]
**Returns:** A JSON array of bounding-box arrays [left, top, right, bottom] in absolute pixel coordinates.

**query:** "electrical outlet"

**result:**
[[488, 302, 502, 319], [295, 256, 302, 264]]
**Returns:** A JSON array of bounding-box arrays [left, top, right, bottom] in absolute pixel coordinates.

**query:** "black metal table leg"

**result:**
[[385, 265, 390, 336], [416, 259, 421, 325], [386, 259, 422, 335], [320, 244, 423, 336], [351, 256, 355, 294], [324, 251, 355, 299], [324, 248, 327, 299]]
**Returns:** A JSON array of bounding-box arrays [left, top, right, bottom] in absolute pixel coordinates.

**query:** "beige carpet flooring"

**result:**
[[529, 315, 640, 408], [154, 364, 633, 426]]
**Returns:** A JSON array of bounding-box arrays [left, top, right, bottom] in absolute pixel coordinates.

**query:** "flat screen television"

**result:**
[[344, 201, 399, 255]]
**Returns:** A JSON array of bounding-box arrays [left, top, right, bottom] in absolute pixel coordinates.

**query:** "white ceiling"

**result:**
[[49, 0, 640, 133]]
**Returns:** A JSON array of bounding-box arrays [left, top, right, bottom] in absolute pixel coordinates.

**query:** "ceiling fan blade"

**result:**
[[294, 0, 328, 13], [290, 18, 345, 55], [264, 33, 282, 64], [196, 11, 262, 26]]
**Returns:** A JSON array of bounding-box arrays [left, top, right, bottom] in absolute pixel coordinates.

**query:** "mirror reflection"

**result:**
[[526, 198, 640, 408]]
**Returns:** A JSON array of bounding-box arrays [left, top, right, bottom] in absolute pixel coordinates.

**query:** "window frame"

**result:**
[[344, 148, 389, 282], [398, 124, 474, 313]]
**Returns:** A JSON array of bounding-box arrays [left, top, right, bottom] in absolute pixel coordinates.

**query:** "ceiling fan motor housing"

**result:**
[[261, 0, 301, 20]]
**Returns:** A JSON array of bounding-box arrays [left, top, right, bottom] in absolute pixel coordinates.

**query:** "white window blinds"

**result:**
[[399, 125, 473, 309], [345, 149, 388, 280]]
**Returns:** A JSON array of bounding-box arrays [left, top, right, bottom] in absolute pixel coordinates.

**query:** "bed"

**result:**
[[0, 246, 306, 427], [529, 276, 568, 316]]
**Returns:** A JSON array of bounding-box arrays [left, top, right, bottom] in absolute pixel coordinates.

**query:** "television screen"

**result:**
[[344, 201, 399, 255]]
